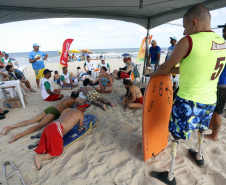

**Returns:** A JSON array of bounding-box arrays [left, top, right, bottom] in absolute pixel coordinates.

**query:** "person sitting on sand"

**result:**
[[1, 91, 84, 143], [54, 71, 61, 85], [41, 69, 64, 101], [98, 58, 110, 73], [78, 79, 116, 110], [112, 57, 133, 81], [60, 67, 78, 89], [95, 66, 113, 93], [34, 104, 89, 170], [5, 65, 36, 92], [122, 79, 143, 110]]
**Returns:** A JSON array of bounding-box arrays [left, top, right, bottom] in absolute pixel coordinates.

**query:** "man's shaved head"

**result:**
[[183, 4, 211, 35], [184, 4, 211, 23]]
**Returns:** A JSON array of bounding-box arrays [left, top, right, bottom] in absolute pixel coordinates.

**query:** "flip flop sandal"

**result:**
[[30, 133, 41, 139], [188, 148, 204, 166], [28, 141, 39, 149]]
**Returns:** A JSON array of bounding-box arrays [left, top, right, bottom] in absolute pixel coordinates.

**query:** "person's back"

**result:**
[[178, 32, 226, 104], [54, 96, 77, 113], [58, 109, 84, 135], [130, 85, 142, 99]]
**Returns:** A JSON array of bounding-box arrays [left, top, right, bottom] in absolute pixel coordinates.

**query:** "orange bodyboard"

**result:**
[[142, 75, 173, 161]]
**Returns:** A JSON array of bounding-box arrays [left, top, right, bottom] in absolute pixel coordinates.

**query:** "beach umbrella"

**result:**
[[69, 49, 80, 53], [80, 49, 92, 54], [122, 53, 131, 57]]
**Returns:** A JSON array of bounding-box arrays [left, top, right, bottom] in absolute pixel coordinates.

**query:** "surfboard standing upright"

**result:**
[[142, 75, 173, 161]]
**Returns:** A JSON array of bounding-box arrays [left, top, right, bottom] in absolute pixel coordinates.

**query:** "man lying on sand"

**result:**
[[79, 79, 117, 111], [1, 91, 84, 143], [35, 104, 89, 170]]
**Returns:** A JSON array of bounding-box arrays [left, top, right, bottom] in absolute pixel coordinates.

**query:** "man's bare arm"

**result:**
[[150, 37, 188, 78]]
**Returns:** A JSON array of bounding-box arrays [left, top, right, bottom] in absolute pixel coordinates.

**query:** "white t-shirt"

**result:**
[[85, 60, 94, 71], [60, 72, 70, 86], [41, 78, 53, 99]]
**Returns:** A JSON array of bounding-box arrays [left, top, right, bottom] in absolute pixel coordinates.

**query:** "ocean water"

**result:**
[[8, 47, 168, 67]]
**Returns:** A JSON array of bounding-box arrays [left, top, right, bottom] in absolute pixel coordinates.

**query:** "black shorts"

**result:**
[[214, 87, 226, 114]]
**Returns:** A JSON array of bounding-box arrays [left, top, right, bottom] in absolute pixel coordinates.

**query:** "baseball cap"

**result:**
[[43, 69, 53, 75], [126, 57, 131, 61], [170, 37, 177, 41], [33, 43, 41, 47]]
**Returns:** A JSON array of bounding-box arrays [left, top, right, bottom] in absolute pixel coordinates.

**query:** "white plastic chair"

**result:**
[[171, 74, 179, 88]]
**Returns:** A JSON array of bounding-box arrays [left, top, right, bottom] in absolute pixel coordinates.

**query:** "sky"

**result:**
[[0, 7, 225, 53]]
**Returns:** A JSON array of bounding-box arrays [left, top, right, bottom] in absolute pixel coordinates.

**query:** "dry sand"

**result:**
[[0, 58, 226, 185]]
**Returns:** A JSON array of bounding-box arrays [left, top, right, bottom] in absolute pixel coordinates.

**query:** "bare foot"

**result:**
[[1, 126, 11, 135], [35, 155, 42, 170], [10, 134, 20, 143], [204, 134, 217, 141], [102, 104, 108, 111], [110, 102, 117, 107]]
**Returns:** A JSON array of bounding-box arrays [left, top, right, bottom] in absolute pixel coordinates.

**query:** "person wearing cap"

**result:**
[[112, 57, 133, 81], [29, 43, 48, 88], [166, 37, 178, 90], [98, 57, 110, 73], [41, 69, 64, 101], [147, 40, 161, 71], [60, 67, 78, 89], [1, 53, 13, 67], [34, 105, 89, 170], [205, 24, 226, 141]]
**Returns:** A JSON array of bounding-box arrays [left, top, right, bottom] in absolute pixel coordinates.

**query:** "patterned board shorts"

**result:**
[[169, 96, 216, 140], [86, 91, 101, 102], [34, 68, 45, 79]]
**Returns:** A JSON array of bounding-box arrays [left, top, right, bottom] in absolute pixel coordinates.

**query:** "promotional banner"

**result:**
[[60, 38, 74, 67], [136, 35, 153, 62]]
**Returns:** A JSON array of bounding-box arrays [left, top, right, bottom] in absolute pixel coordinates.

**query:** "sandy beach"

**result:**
[[0, 57, 226, 185]]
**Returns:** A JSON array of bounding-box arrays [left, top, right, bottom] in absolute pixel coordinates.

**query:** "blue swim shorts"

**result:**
[[169, 96, 216, 140]]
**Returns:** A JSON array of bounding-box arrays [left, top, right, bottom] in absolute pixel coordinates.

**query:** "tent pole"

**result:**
[[142, 19, 150, 83]]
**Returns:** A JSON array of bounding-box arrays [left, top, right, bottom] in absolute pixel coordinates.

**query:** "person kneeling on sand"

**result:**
[[41, 69, 64, 101], [1, 91, 84, 143], [78, 79, 117, 111], [34, 103, 89, 170], [122, 79, 143, 110], [95, 66, 113, 93]]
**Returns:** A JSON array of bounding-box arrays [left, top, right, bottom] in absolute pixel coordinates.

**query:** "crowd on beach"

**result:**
[[0, 4, 226, 185]]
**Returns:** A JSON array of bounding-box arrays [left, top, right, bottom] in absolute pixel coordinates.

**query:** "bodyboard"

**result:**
[[63, 114, 97, 148], [142, 75, 173, 161]]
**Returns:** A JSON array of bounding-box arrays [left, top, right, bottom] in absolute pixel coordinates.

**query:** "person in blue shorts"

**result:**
[[149, 5, 226, 185], [28, 43, 48, 88]]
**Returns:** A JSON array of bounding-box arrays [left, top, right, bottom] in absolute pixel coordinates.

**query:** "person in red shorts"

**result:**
[[34, 102, 90, 170], [122, 79, 143, 110], [41, 69, 64, 101], [112, 57, 133, 81]]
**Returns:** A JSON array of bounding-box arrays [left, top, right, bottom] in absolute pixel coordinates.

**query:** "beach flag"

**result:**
[[136, 35, 153, 62], [60, 38, 74, 67]]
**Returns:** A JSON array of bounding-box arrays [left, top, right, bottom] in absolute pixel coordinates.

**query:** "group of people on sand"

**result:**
[[1, 5, 226, 184]]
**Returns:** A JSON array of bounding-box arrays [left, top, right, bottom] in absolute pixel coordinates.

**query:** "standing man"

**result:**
[[60, 67, 78, 89], [166, 37, 178, 90], [29, 43, 48, 88], [205, 24, 226, 141], [41, 69, 64, 101], [147, 40, 161, 71], [149, 5, 226, 185], [98, 58, 110, 73]]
